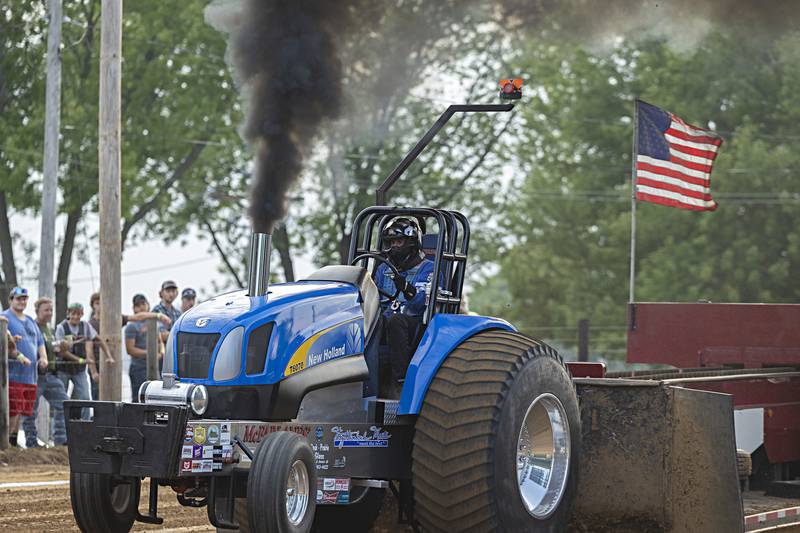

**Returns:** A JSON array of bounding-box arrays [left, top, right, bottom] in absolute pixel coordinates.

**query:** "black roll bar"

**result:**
[[374, 103, 514, 205]]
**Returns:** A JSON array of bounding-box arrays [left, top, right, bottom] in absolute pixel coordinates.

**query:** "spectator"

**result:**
[[87, 292, 170, 400], [22, 297, 69, 447], [181, 287, 197, 313], [153, 280, 181, 331], [1, 287, 48, 446], [55, 302, 96, 417], [126, 294, 165, 401]]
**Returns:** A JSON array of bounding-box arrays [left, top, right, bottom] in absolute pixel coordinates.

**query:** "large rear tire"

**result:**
[[311, 487, 385, 533], [247, 431, 317, 533], [70, 472, 140, 533], [412, 330, 581, 532]]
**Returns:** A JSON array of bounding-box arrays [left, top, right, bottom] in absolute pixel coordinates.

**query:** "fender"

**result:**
[[398, 314, 515, 415]]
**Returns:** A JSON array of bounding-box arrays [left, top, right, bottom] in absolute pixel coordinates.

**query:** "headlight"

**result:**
[[190, 384, 208, 416], [162, 328, 176, 374], [212, 326, 244, 381]]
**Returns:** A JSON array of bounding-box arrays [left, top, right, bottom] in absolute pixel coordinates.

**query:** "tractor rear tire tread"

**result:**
[[412, 329, 578, 533]]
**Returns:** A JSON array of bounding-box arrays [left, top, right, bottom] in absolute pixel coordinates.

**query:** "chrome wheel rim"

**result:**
[[286, 460, 309, 525], [516, 393, 571, 519]]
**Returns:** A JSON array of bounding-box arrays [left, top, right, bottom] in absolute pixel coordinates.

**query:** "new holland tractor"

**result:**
[[65, 83, 583, 532]]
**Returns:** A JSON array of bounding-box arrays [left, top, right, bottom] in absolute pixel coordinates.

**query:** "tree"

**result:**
[[0, 0, 247, 316], [473, 31, 800, 361]]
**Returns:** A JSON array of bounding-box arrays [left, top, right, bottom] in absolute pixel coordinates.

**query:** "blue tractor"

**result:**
[[65, 89, 582, 533]]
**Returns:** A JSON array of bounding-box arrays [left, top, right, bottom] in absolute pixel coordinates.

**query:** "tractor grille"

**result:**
[[177, 332, 220, 379]]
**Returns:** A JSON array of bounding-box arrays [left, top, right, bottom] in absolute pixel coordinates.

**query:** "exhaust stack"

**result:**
[[247, 232, 272, 296]]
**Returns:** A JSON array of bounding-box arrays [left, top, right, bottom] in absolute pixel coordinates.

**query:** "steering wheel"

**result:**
[[351, 253, 402, 301]]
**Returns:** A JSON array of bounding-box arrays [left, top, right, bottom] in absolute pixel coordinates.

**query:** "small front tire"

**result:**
[[247, 431, 318, 533], [70, 472, 140, 533]]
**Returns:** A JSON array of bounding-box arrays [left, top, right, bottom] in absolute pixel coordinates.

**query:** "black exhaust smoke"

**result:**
[[207, 0, 360, 234]]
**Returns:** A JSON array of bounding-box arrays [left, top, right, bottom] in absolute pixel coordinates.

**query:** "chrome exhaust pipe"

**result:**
[[247, 232, 271, 296]]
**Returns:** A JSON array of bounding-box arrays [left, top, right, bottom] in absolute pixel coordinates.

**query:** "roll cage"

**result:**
[[347, 206, 469, 325]]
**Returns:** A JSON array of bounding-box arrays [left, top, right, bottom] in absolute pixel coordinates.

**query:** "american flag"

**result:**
[[635, 100, 723, 211]]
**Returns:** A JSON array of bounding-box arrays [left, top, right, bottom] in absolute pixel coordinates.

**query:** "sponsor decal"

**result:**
[[203, 447, 214, 459], [201, 460, 213, 473], [336, 491, 350, 505], [222, 445, 233, 464], [181, 445, 193, 459], [220, 423, 231, 445], [323, 478, 336, 491], [212, 462, 222, 471], [242, 424, 311, 443], [184, 427, 194, 443], [191, 460, 202, 471], [182, 460, 192, 472], [334, 478, 349, 491], [195, 318, 210, 327], [321, 491, 339, 504], [207, 425, 220, 445], [194, 426, 207, 445], [316, 490, 323, 503], [331, 425, 390, 448], [192, 446, 203, 459], [333, 456, 346, 469], [315, 426, 323, 440], [314, 451, 329, 471]]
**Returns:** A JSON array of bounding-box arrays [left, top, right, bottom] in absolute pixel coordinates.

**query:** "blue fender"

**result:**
[[397, 314, 516, 415]]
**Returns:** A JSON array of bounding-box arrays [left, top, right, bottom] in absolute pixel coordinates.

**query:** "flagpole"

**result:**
[[629, 99, 639, 303]]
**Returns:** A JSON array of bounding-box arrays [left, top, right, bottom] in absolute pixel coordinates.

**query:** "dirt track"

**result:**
[[2, 449, 799, 532], [0, 448, 404, 532]]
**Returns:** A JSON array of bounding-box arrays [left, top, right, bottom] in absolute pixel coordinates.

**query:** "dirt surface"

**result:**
[[1, 449, 797, 532], [744, 491, 800, 515], [0, 448, 407, 532]]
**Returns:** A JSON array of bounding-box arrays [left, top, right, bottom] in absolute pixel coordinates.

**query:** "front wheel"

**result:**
[[247, 431, 318, 533], [412, 330, 581, 532], [70, 472, 140, 532]]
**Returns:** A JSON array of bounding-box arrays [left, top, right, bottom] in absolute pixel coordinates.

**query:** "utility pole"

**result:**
[[38, 0, 61, 300], [98, 0, 123, 401], [36, 0, 62, 444]]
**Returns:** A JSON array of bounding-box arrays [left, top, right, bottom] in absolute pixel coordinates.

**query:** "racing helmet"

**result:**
[[381, 217, 423, 270]]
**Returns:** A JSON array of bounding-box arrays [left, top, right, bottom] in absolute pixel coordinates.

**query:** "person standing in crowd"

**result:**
[[153, 280, 181, 332], [87, 291, 170, 400], [181, 287, 196, 313], [1, 287, 48, 446], [126, 294, 166, 401], [22, 297, 69, 447], [55, 303, 96, 416]]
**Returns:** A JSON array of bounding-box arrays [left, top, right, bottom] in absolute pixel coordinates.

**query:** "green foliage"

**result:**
[[473, 31, 800, 360]]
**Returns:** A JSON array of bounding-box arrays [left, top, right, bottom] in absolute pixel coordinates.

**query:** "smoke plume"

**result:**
[[206, 0, 800, 234], [206, 0, 361, 233]]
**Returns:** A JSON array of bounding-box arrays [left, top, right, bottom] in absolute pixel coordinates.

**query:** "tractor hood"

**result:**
[[164, 280, 367, 389]]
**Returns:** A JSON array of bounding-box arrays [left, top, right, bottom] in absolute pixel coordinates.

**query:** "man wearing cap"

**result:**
[[181, 287, 197, 313], [22, 297, 69, 447], [153, 280, 181, 332], [87, 291, 171, 401], [127, 294, 167, 401], [55, 302, 97, 415], [1, 287, 48, 446]]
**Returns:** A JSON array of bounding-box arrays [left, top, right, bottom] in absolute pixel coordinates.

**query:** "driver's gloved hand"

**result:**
[[391, 274, 417, 300]]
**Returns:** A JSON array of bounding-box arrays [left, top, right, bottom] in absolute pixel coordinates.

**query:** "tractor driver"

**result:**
[[374, 217, 438, 397]]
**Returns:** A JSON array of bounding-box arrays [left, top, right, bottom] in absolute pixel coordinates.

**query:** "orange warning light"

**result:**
[[499, 78, 523, 100]]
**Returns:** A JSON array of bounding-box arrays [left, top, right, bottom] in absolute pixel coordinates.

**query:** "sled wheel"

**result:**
[[70, 471, 140, 532], [413, 330, 581, 532], [311, 487, 385, 532], [247, 431, 317, 533]]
